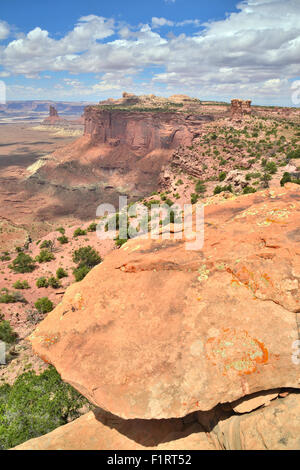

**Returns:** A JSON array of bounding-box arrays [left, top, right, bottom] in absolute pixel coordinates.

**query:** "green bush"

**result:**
[[190, 193, 199, 204], [9, 253, 35, 273], [12, 280, 29, 290], [0, 367, 89, 449], [73, 228, 87, 238], [0, 253, 11, 262], [243, 186, 257, 194], [214, 185, 232, 195], [287, 147, 300, 160], [195, 180, 206, 194], [114, 237, 127, 248], [265, 161, 277, 174], [280, 172, 292, 186], [0, 320, 17, 344], [47, 277, 62, 289], [35, 297, 54, 314], [35, 250, 55, 263], [57, 235, 68, 245], [0, 289, 26, 304], [56, 267, 68, 279], [72, 246, 101, 269], [36, 277, 49, 288], [56, 227, 65, 235], [40, 240, 53, 250], [218, 171, 227, 182], [73, 265, 90, 282], [87, 222, 97, 232]]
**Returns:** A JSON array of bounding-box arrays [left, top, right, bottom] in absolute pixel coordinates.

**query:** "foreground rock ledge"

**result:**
[[14, 394, 300, 450], [28, 184, 300, 419]]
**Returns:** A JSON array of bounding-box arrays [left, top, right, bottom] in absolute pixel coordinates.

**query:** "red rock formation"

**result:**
[[84, 107, 213, 153], [14, 393, 300, 450], [27, 184, 300, 421], [231, 99, 252, 119], [42, 105, 67, 126]]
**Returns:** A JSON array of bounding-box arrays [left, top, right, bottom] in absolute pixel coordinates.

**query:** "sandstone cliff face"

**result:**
[[84, 107, 213, 154], [25, 108, 214, 220]]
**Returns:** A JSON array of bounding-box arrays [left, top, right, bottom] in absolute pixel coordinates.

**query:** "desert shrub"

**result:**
[[56, 267, 68, 279], [87, 222, 97, 232], [243, 186, 257, 194], [287, 147, 300, 160], [0, 367, 89, 449], [36, 277, 49, 288], [265, 161, 277, 174], [35, 297, 54, 314], [0, 319, 17, 344], [47, 277, 62, 289], [0, 253, 11, 262], [73, 266, 91, 282], [280, 172, 292, 186], [9, 253, 35, 273], [114, 237, 127, 248], [72, 246, 101, 269], [0, 289, 26, 304], [176, 179, 183, 186], [73, 228, 87, 238], [218, 171, 227, 182], [40, 240, 53, 250], [190, 193, 199, 204], [214, 185, 232, 195], [195, 180, 206, 194], [72, 246, 101, 282], [261, 172, 272, 188], [35, 250, 55, 263], [56, 227, 65, 235], [12, 280, 29, 290], [57, 235, 68, 245]]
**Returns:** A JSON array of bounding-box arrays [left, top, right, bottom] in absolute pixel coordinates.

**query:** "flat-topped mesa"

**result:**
[[230, 99, 252, 119], [83, 106, 213, 155]]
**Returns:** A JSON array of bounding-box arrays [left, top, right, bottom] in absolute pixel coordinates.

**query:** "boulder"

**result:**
[[28, 184, 300, 420]]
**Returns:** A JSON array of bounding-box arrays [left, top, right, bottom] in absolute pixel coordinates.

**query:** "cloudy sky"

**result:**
[[0, 0, 300, 105]]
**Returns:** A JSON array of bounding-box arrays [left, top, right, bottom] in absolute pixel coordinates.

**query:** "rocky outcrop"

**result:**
[[26, 184, 300, 423], [14, 393, 300, 450], [231, 99, 252, 119], [42, 106, 67, 126]]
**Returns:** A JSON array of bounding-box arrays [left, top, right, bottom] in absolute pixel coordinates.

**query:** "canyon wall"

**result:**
[[84, 107, 214, 154], [24, 108, 214, 220]]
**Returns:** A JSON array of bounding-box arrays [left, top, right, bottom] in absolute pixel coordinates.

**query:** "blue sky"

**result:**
[[0, 0, 300, 105]]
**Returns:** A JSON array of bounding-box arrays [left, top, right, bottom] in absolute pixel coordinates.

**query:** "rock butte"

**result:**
[[26, 184, 300, 426]]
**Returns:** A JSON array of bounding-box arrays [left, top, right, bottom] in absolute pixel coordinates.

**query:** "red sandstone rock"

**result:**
[[27, 184, 300, 420], [231, 99, 252, 119], [43, 105, 67, 126], [14, 394, 300, 450]]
